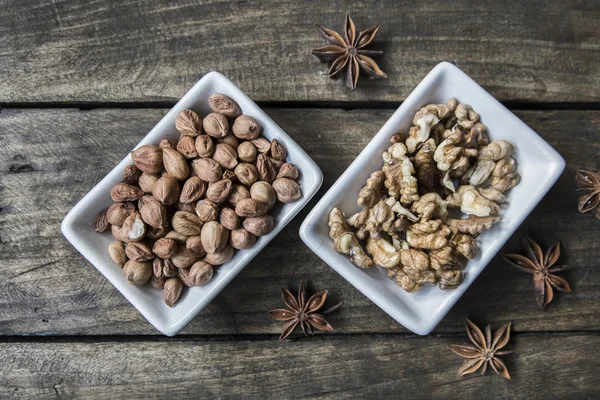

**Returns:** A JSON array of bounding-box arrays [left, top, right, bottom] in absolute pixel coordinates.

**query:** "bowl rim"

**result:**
[[61, 71, 323, 336], [299, 61, 565, 335]]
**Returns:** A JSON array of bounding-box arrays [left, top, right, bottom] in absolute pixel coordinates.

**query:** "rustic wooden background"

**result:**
[[1, 0, 599, 398]]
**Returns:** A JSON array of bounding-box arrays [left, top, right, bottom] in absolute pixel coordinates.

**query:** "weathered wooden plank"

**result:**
[[1, 108, 599, 336], [0, 334, 598, 399], [0, 0, 598, 103]]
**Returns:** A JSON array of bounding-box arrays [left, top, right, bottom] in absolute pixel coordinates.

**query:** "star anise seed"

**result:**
[[503, 237, 573, 309], [269, 281, 336, 341], [312, 13, 387, 89], [576, 169, 600, 218], [449, 319, 512, 380]]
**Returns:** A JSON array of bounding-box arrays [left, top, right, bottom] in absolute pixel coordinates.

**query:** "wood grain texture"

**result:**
[[1, 108, 600, 336], [0, 0, 598, 103], [0, 334, 599, 399]]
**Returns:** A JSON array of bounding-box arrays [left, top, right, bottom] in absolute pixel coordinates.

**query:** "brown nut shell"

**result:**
[[152, 176, 180, 205], [232, 115, 261, 140], [164, 277, 183, 307], [94, 208, 109, 233], [152, 238, 178, 259], [180, 176, 207, 203], [243, 214, 275, 236], [201, 221, 229, 254], [122, 165, 142, 185], [121, 212, 147, 242], [272, 178, 302, 203], [206, 179, 233, 203], [125, 241, 154, 262], [235, 198, 269, 218], [108, 242, 127, 266], [191, 158, 222, 183], [256, 154, 277, 184], [277, 163, 299, 180], [111, 183, 144, 202], [203, 112, 229, 138], [220, 207, 241, 230], [227, 184, 250, 207], [107, 202, 136, 226], [131, 145, 163, 174], [212, 143, 238, 170], [250, 181, 277, 210], [270, 139, 287, 161], [195, 199, 220, 222], [177, 136, 198, 159], [171, 247, 199, 269], [250, 138, 271, 154], [186, 235, 207, 257], [203, 244, 234, 266], [171, 211, 203, 236], [229, 228, 256, 250], [237, 141, 257, 163], [175, 109, 202, 137], [123, 260, 152, 285], [138, 173, 159, 193], [138, 195, 168, 229], [162, 148, 190, 180], [234, 163, 259, 187], [195, 134, 215, 158], [208, 93, 242, 118], [188, 261, 214, 286]]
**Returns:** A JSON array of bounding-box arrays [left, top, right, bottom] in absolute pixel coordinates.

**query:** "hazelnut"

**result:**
[[125, 241, 154, 262], [256, 154, 276, 184], [111, 183, 144, 202], [162, 148, 190, 181], [153, 257, 166, 278], [180, 176, 207, 203], [237, 141, 257, 163], [186, 235, 207, 257], [107, 202, 135, 226], [218, 133, 239, 149], [122, 165, 142, 185], [232, 115, 261, 140], [138, 173, 159, 193], [212, 143, 238, 170], [220, 207, 241, 230], [203, 244, 234, 266], [159, 139, 177, 149], [93, 209, 109, 233], [112, 224, 128, 242], [208, 93, 242, 118], [108, 242, 127, 266], [222, 169, 237, 181], [165, 230, 189, 244], [235, 198, 268, 218], [203, 112, 229, 138], [177, 136, 198, 159], [270, 139, 287, 161], [195, 134, 215, 158], [234, 163, 259, 187], [172, 211, 203, 236], [229, 228, 256, 250], [243, 214, 275, 236], [163, 258, 178, 277], [188, 261, 214, 286], [131, 145, 163, 174], [195, 199, 220, 222], [272, 178, 302, 203], [164, 277, 183, 307], [277, 163, 299, 180], [152, 176, 180, 205], [152, 238, 178, 259], [191, 158, 222, 183], [206, 179, 233, 203], [138, 195, 168, 229], [123, 260, 152, 285], [250, 137, 271, 154], [201, 221, 229, 254], [175, 109, 202, 137], [171, 246, 199, 269], [227, 184, 250, 207], [121, 211, 147, 242], [250, 181, 277, 210]]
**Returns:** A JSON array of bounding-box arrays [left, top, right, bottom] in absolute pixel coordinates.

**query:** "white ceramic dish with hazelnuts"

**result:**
[[62, 72, 323, 336]]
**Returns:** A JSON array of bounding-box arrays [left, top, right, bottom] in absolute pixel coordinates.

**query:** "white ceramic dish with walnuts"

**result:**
[[300, 62, 565, 335], [62, 72, 323, 336]]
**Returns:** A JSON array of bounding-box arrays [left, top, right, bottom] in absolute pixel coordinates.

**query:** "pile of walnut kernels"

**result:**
[[94, 93, 301, 307], [329, 98, 520, 292]]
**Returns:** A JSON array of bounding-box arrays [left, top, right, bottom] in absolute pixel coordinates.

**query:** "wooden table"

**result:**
[[1, 0, 599, 398]]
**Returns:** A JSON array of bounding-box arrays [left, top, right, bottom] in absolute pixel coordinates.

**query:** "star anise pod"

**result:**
[[269, 281, 338, 341], [449, 319, 512, 380], [503, 237, 572, 309], [312, 13, 387, 89], [576, 169, 600, 217]]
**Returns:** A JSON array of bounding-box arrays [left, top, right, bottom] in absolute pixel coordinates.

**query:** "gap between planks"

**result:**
[[1, 101, 600, 111], [2, 330, 600, 344]]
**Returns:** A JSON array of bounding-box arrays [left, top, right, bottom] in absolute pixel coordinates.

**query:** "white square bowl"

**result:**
[[61, 72, 323, 336], [299, 62, 565, 335]]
